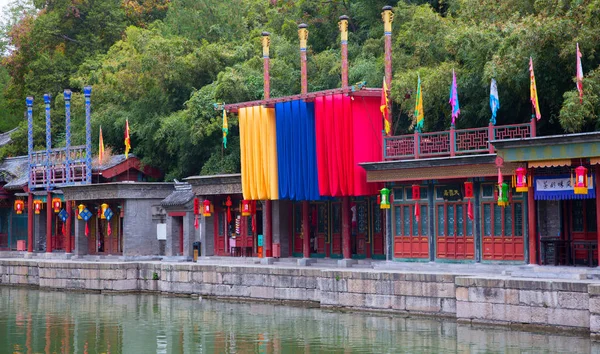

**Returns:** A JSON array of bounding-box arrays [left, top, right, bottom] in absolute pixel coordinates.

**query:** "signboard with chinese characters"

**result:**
[[441, 185, 463, 201], [534, 175, 595, 200]]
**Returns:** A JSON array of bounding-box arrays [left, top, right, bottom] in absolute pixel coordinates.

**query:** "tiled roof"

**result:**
[[0, 127, 18, 147], [0, 156, 29, 190], [161, 183, 194, 207]]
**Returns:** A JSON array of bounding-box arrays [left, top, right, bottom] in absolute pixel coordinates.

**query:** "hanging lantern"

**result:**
[[225, 196, 232, 223], [33, 200, 43, 214], [52, 198, 62, 213], [512, 167, 530, 193], [412, 185, 421, 200], [100, 203, 109, 219], [241, 200, 251, 216], [14, 200, 24, 214], [77, 204, 86, 220], [497, 182, 509, 207], [203, 199, 212, 217], [193, 198, 200, 215], [379, 188, 390, 209], [573, 166, 589, 195], [464, 181, 474, 199]]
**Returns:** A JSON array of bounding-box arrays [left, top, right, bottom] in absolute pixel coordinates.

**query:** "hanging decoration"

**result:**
[[241, 200, 251, 217], [414, 202, 420, 223], [572, 166, 589, 195], [225, 196, 232, 223], [77, 204, 86, 220], [104, 205, 114, 236], [52, 198, 62, 213], [497, 169, 509, 207], [100, 203, 109, 219], [467, 199, 474, 221], [201, 199, 212, 217], [193, 198, 200, 229], [59, 209, 68, 239], [235, 215, 241, 236], [78, 205, 92, 237], [33, 200, 43, 214], [512, 167, 530, 192], [379, 188, 390, 209], [464, 182, 473, 199], [251, 201, 257, 232], [14, 200, 24, 214], [464, 180, 474, 220], [412, 185, 421, 200]]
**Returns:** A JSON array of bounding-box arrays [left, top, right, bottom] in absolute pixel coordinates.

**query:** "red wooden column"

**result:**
[[339, 15, 349, 88], [342, 197, 351, 259], [262, 31, 273, 257], [595, 166, 600, 267], [527, 168, 537, 264], [46, 192, 52, 252], [27, 192, 33, 252], [299, 23, 311, 258], [65, 201, 72, 253]]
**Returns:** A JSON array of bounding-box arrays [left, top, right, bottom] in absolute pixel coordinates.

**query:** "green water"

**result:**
[[0, 287, 594, 354]]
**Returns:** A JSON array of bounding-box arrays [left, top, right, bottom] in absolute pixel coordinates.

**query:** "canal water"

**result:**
[[0, 287, 594, 353]]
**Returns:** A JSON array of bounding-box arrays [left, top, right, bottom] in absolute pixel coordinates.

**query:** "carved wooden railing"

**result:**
[[29, 145, 88, 189], [384, 122, 532, 160]]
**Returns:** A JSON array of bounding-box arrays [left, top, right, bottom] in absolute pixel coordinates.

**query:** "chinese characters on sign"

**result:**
[[442, 185, 463, 201], [535, 177, 594, 192]]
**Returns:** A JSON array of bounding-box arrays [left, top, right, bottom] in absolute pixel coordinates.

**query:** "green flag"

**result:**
[[414, 75, 424, 131]]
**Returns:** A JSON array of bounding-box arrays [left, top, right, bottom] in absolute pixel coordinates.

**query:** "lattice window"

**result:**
[[385, 136, 414, 159], [456, 128, 489, 152], [420, 132, 450, 156]]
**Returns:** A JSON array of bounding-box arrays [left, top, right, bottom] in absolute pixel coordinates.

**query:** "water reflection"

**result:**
[[0, 287, 594, 353]]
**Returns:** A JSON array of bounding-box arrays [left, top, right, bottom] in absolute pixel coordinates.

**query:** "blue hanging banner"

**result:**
[[534, 175, 595, 200]]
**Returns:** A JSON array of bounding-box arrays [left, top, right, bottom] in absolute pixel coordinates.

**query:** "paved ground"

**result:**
[[2, 251, 600, 281]]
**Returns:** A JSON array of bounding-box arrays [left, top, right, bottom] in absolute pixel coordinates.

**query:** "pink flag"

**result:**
[[449, 70, 460, 126], [577, 43, 583, 103]]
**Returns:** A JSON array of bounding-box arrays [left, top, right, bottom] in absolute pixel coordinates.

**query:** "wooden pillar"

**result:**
[[530, 115, 537, 137], [528, 168, 537, 264], [27, 192, 33, 252], [262, 31, 273, 257], [450, 125, 456, 157], [302, 201, 309, 258], [342, 197, 351, 259], [46, 192, 52, 253], [339, 15, 349, 88], [595, 166, 600, 267], [65, 200, 72, 253], [298, 23, 308, 95]]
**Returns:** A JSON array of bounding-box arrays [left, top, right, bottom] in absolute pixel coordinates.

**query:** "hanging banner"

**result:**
[[534, 175, 595, 200]]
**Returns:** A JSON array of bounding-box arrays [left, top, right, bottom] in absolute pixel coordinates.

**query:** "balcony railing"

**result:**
[[383, 122, 532, 160], [29, 145, 89, 189]]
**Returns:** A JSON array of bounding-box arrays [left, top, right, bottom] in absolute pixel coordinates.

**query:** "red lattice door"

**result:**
[[435, 202, 474, 260], [393, 203, 429, 258], [481, 202, 525, 261]]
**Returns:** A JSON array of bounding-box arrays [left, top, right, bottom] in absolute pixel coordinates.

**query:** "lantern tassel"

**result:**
[[468, 199, 474, 221], [107, 221, 111, 236], [194, 215, 199, 230], [414, 202, 420, 223], [85, 222, 89, 237]]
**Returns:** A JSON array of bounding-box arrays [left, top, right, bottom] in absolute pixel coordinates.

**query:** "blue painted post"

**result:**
[[84, 86, 92, 184], [26, 97, 34, 189], [64, 90, 72, 184], [44, 94, 51, 191]]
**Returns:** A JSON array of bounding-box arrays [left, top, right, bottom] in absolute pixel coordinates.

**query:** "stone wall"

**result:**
[[1, 259, 599, 336]]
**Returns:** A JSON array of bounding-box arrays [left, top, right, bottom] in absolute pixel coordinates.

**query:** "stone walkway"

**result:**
[[2, 251, 600, 282]]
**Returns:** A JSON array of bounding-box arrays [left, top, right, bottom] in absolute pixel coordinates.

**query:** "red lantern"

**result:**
[[241, 200, 251, 217], [412, 185, 420, 200], [203, 199, 212, 217], [513, 167, 529, 192], [573, 166, 589, 195], [33, 200, 43, 214], [193, 198, 200, 215], [14, 200, 24, 214], [464, 181, 473, 199], [52, 198, 61, 213]]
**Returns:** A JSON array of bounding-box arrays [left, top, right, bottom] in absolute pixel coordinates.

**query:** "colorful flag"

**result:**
[[98, 126, 105, 165], [222, 109, 228, 148], [414, 75, 424, 131], [124, 119, 131, 159], [577, 43, 583, 103], [380, 78, 391, 135], [449, 69, 460, 126], [529, 57, 541, 120], [490, 78, 500, 125], [414, 202, 420, 223]]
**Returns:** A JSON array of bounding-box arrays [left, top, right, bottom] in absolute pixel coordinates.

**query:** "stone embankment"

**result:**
[[1, 259, 599, 338]]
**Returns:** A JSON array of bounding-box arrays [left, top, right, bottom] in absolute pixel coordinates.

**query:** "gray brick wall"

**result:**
[[34, 213, 47, 252], [74, 216, 88, 256], [538, 200, 561, 237], [123, 199, 163, 256], [183, 211, 195, 258], [272, 200, 291, 258], [200, 214, 214, 257]]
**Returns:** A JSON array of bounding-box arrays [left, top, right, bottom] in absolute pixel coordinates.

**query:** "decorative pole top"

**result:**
[[26, 97, 33, 107], [298, 23, 308, 50], [338, 15, 349, 42], [84, 86, 92, 98], [382, 6, 394, 33], [64, 89, 72, 101], [261, 31, 271, 58], [43, 94, 51, 105]]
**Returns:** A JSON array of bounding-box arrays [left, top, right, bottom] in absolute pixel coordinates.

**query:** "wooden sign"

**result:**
[[442, 185, 463, 201]]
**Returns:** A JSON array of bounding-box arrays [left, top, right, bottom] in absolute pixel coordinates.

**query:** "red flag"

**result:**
[[414, 202, 420, 223], [380, 78, 391, 135], [468, 199, 474, 221], [576, 43, 583, 104]]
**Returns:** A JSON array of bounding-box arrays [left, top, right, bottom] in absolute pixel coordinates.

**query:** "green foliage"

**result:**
[[0, 0, 600, 179]]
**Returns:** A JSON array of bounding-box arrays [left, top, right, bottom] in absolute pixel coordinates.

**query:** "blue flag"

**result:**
[[490, 78, 500, 125]]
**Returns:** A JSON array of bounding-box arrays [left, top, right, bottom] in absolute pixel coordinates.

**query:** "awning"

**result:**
[[534, 175, 595, 200], [528, 159, 571, 168]]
